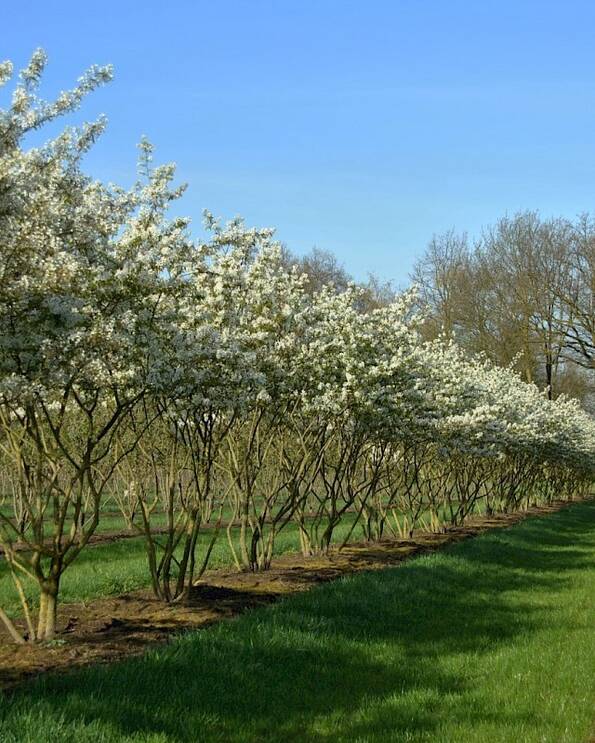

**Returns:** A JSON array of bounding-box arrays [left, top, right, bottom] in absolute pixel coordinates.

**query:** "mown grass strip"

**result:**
[[1, 500, 594, 743]]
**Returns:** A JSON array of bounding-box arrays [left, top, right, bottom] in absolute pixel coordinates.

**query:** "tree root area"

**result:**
[[0, 499, 582, 691]]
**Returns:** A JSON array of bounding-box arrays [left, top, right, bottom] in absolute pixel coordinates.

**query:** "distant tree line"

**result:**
[[412, 212, 594, 410], [281, 245, 399, 311]]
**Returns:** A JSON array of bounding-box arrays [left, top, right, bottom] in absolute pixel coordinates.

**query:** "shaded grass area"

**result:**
[[1, 500, 594, 742]]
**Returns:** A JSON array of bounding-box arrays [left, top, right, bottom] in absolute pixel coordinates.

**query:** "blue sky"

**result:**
[[4, 0, 595, 284]]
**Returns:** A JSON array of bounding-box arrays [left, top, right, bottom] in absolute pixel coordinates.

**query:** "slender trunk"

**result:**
[[43, 588, 58, 641], [175, 512, 198, 598], [37, 592, 48, 640], [545, 358, 553, 399], [239, 498, 251, 569], [0, 607, 25, 644]]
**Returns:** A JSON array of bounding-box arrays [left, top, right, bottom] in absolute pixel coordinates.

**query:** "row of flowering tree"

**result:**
[[1, 52, 594, 641]]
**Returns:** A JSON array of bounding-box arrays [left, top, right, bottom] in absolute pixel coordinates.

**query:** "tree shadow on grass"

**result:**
[[2, 501, 594, 742]]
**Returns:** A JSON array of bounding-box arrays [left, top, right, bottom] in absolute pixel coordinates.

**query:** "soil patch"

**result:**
[[0, 499, 584, 691]]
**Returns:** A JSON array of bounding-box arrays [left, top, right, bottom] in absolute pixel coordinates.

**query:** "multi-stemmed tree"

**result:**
[[0, 52, 190, 639]]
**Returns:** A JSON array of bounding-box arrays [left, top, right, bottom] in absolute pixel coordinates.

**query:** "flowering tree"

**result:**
[[0, 52, 189, 639]]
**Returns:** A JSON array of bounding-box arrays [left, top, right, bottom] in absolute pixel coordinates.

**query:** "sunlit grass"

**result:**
[[1, 500, 594, 742], [0, 515, 362, 616], [0, 496, 494, 616]]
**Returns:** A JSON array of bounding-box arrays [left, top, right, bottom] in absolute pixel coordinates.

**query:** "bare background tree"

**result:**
[[412, 211, 595, 411]]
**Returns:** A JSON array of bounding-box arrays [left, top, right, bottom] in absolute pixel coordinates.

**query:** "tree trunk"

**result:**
[[0, 607, 25, 644], [38, 579, 59, 641], [545, 356, 553, 399]]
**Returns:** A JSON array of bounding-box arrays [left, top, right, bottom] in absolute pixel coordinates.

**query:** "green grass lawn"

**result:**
[[1, 500, 594, 742]]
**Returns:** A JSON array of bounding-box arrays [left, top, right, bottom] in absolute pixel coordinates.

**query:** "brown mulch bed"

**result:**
[[0, 499, 582, 692]]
